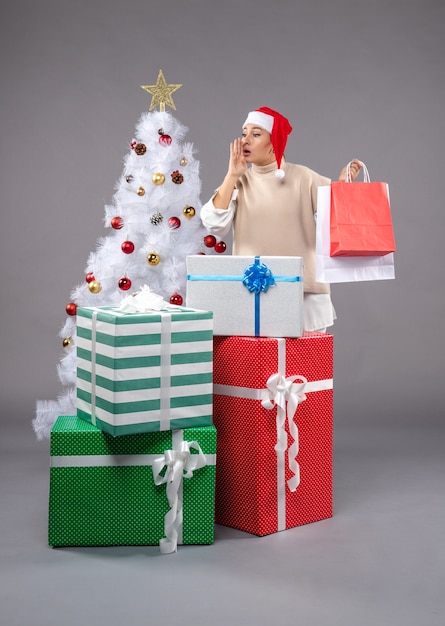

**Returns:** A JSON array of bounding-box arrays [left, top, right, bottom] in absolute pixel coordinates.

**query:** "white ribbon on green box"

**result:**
[[152, 430, 208, 554], [213, 337, 333, 532], [76, 304, 213, 436]]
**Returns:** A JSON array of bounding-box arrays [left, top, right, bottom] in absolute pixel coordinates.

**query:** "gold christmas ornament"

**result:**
[[140, 69, 183, 112], [147, 252, 161, 265], [137, 186, 146, 196], [88, 280, 102, 294], [62, 337, 73, 349], [180, 156, 188, 166], [152, 172, 165, 185], [183, 205, 196, 218]]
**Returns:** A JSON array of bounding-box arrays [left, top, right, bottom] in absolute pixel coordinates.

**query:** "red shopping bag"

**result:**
[[330, 162, 396, 257]]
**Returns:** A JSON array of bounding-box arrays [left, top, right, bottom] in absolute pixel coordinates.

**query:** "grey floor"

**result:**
[[1, 413, 444, 626]]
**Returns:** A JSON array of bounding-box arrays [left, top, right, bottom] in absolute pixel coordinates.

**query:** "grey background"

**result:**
[[2, 0, 444, 425], [1, 1, 444, 625]]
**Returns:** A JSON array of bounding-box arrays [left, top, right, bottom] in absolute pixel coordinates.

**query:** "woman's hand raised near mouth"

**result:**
[[228, 138, 248, 178]]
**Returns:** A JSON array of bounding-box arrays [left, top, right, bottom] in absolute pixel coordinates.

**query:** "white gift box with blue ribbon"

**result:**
[[186, 255, 303, 338]]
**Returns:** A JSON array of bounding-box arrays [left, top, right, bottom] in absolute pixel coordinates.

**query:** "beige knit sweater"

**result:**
[[201, 160, 331, 294]]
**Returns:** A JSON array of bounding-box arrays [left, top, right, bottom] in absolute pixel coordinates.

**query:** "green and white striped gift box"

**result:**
[[48, 416, 216, 548], [76, 305, 213, 436]]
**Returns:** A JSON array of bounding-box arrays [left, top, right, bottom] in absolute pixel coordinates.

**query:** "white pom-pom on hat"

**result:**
[[243, 106, 292, 177]]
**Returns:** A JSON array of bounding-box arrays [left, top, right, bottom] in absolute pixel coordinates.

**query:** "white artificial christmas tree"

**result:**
[[34, 70, 225, 439]]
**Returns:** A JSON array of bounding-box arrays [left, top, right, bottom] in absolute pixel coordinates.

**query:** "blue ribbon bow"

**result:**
[[242, 259, 276, 294]]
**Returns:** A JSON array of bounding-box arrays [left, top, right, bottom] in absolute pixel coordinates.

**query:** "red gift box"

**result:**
[[213, 333, 333, 536]]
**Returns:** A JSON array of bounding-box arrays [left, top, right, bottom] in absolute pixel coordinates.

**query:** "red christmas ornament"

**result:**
[[214, 241, 227, 253], [159, 134, 172, 146], [170, 293, 183, 306], [130, 140, 137, 149], [66, 302, 77, 316], [168, 216, 181, 229], [121, 240, 135, 254], [111, 217, 124, 230], [204, 235, 217, 248], [85, 272, 95, 283], [118, 277, 132, 291]]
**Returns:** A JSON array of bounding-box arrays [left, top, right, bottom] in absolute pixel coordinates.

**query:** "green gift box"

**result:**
[[49, 416, 217, 551], [76, 305, 213, 436]]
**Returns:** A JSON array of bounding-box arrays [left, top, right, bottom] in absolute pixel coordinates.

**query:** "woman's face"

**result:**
[[241, 124, 275, 166]]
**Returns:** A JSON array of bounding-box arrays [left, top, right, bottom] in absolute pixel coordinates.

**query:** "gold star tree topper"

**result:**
[[141, 69, 183, 112]]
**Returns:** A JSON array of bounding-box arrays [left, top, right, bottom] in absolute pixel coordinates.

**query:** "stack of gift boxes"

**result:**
[[48, 255, 334, 552], [48, 303, 216, 554]]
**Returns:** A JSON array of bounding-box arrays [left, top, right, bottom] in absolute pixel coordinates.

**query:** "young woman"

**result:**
[[200, 106, 362, 332]]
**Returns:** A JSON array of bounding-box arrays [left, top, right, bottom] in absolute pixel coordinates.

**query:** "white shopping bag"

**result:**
[[315, 186, 395, 283]]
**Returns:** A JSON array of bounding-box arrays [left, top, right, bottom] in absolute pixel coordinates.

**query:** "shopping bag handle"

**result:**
[[345, 161, 370, 183]]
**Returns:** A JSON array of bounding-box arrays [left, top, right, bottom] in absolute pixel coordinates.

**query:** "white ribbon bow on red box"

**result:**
[[262, 373, 307, 492]]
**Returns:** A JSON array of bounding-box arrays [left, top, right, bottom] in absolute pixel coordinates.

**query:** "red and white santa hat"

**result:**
[[243, 106, 293, 178]]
